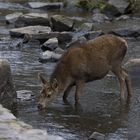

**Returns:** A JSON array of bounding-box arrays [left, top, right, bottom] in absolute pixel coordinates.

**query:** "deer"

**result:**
[[37, 34, 132, 109]]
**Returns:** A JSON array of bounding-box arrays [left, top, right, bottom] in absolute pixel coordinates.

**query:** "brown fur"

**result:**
[[38, 34, 132, 109]]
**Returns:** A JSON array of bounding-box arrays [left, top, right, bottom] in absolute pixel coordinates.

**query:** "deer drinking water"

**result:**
[[38, 34, 132, 109]]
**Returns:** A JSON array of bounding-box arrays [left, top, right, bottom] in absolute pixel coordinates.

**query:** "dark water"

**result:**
[[0, 1, 140, 140]]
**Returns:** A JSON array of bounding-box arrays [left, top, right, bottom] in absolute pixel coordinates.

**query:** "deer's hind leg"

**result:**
[[112, 66, 127, 101], [122, 68, 132, 97]]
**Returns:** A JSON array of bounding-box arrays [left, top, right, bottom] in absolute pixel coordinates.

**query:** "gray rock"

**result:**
[[109, 25, 140, 37], [92, 13, 110, 23], [0, 59, 16, 109], [41, 37, 58, 51], [57, 31, 73, 43], [10, 25, 52, 38], [15, 13, 50, 27], [84, 30, 104, 40], [27, 2, 64, 9], [89, 132, 105, 140], [108, 0, 130, 14], [51, 15, 75, 31], [17, 90, 33, 101], [5, 12, 23, 24]]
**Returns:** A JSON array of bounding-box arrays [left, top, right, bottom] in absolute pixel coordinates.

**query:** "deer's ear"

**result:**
[[51, 79, 58, 89], [38, 73, 48, 85]]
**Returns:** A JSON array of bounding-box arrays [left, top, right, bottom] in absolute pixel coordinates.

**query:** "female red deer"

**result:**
[[38, 34, 132, 109]]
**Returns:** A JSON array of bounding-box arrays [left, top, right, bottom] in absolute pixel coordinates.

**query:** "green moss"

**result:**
[[75, 0, 106, 11]]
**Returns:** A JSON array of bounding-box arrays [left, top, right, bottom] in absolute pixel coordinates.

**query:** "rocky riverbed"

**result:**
[[0, 0, 140, 140]]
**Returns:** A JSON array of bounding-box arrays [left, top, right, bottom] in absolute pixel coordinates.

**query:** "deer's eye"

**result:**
[[47, 94, 51, 98]]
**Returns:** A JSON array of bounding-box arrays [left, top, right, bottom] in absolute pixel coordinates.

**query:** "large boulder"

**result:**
[[51, 15, 75, 31], [10, 25, 52, 38], [15, 13, 50, 27], [109, 25, 140, 37], [10, 26, 73, 43], [0, 104, 64, 140], [27, 2, 64, 10], [0, 59, 16, 109], [108, 0, 130, 14]]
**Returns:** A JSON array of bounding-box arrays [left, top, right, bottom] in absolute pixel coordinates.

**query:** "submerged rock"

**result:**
[[15, 13, 50, 27], [27, 2, 64, 9], [5, 12, 23, 24], [89, 131, 105, 140], [17, 90, 33, 101], [92, 13, 110, 23], [41, 37, 58, 51], [51, 15, 75, 32], [0, 59, 16, 109]]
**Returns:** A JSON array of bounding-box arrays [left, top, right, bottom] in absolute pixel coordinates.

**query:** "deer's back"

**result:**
[[52, 34, 127, 81]]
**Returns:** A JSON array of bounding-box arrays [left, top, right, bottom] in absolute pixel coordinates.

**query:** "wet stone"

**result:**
[[39, 50, 62, 63], [92, 13, 110, 23], [10, 26, 52, 38], [108, 0, 130, 14], [77, 22, 94, 32], [5, 12, 23, 24], [41, 37, 59, 51], [15, 13, 50, 27], [51, 15, 75, 32]]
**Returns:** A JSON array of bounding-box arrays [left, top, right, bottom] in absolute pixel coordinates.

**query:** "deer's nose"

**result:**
[[37, 104, 43, 110]]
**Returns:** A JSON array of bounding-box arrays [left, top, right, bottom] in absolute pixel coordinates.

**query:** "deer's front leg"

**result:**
[[75, 80, 85, 103]]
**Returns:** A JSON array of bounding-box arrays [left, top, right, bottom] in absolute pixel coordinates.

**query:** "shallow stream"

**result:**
[[0, 1, 140, 140]]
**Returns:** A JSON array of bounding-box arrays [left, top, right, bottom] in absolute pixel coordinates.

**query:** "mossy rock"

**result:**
[[126, 0, 140, 16], [75, 0, 106, 11]]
